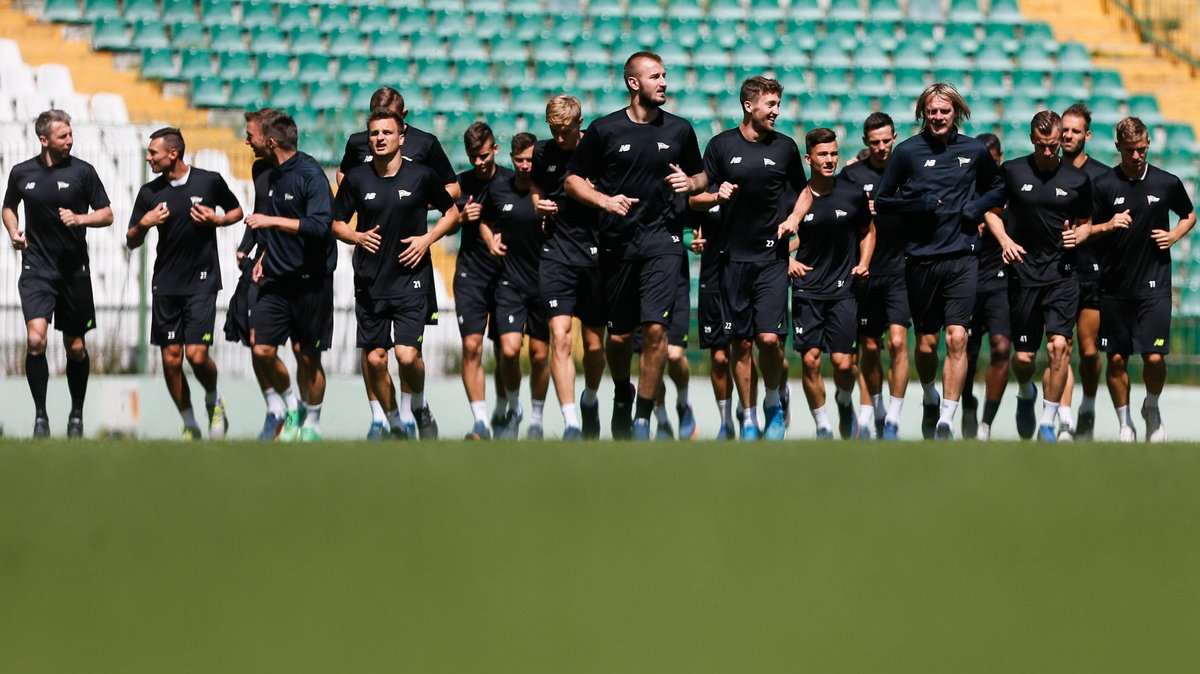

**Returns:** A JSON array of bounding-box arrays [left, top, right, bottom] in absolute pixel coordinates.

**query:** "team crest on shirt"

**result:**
[[923, 159, 936, 167], [1114, 197, 1125, 205], [835, 210, 847, 218], [283, 193, 294, 201], [397, 189, 412, 200], [958, 157, 971, 166], [57, 181, 70, 190], [190, 196, 203, 205], [24, 182, 34, 189], [502, 203, 514, 211], [763, 158, 776, 166], [657, 142, 670, 151], [1021, 184, 1033, 192], [365, 192, 376, 200], [1148, 195, 1161, 204], [730, 157, 742, 164], [1055, 188, 1068, 197]]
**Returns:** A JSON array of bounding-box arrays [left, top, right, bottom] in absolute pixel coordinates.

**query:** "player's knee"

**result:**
[[944, 330, 967, 353], [802, 351, 822, 372], [63, 337, 87, 360], [185, 346, 209, 368], [252, 343, 276, 360], [860, 336, 881, 356], [831, 354, 854, 375], [1107, 353, 1128, 371], [396, 347, 420, 368], [26, 332, 47, 355], [756, 333, 780, 350], [1014, 350, 1035, 366], [710, 347, 729, 368], [364, 348, 389, 370], [1144, 352, 1165, 368], [500, 339, 522, 361]]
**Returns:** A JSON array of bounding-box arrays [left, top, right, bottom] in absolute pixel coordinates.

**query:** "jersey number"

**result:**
[[413, 280, 422, 289], [199, 271, 207, 280], [765, 239, 775, 248]]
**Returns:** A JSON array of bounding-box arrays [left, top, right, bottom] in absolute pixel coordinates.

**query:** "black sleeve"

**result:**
[[701, 137, 723, 185], [480, 184, 501, 226], [127, 184, 152, 229], [786, 140, 808, 191], [427, 174, 455, 214], [297, 169, 333, 238], [212, 174, 241, 213], [1091, 178, 1113, 224], [963, 147, 1004, 223], [84, 165, 111, 210], [679, 122, 704, 176], [237, 225, 258, 256], [875, 145, 938, 215], [425, 140, 457, 185], [1169, 174, 1194, 218], [3, 168, 21, 211], [337, 136, 358, 175], [331, 176, 357, 223], [1073, 174, 1093, 222], [566, 126, 601, 180]]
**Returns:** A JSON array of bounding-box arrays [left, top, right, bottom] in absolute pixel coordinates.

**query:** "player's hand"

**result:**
[[665, 163, 692, 194], [139, 202, 169, 228], [690, 233, 705, 254], [356, 225, 381, 253], [9, 230, 27, 250], [189, 203, 219, 225], [398, 233, 432, 267], [851, 264, 869, 278], [487, 232, 507, 258], [59, 207, 84, 227], [534, 198, 558, 216], [1111, 209, 1132, 230], [601, 194, 639, 216], [1151, 228, 1178, 250], [251, 256, 264, 282], [461, 195, 481, 222], [867, 199, 876, 216], [245, 213, 272, 230], [1000, 239, 1026, 264], [235, 251, 246, 263], [788, 258, 812, 278], [776, 215, 799, 239], [715, 181, 738, 204], [1061, 220, 1081, 248]]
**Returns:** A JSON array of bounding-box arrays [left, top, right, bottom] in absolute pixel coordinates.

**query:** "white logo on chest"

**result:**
[[804, 213, 814, 222], [835, 209, 847, 218], [923, 159, 936, 167], [1113, 197, 1125, 205], [619, 144, 631, 152], [397, 190, 412, 200], [657, 142, 670, 151], [958, 156, 971, 166], [362, 155, 371, 163], [730, 157, 742, 164], [548, 165, 557, 172], [1055, 188, 1068, 197], [502, 203, 514, 212], [190, 196, 203, 205], [365, 192, 376, 200], [24, 182, 35, 190], [283, 193, 294, 201], [1148, 195, 1160, 204], [763, 158, 776, 166], [1021, 184, 1033, 192], [57, 181, 70, 190], [863, 184, 873, 192]]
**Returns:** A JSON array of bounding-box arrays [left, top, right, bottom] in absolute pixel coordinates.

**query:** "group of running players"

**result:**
[[4, 50, 1195, 442]]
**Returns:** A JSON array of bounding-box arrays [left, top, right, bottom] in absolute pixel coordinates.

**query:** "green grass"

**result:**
[[2, 439, 1199, 673]]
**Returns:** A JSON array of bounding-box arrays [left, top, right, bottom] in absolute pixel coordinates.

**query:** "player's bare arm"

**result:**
[[190, 204, 243, 227], [853, 221, 875, 278], [332, 219, 381, 253], [399, 204, 460, 268], [59, 205, 113, 228], [778, 184, 814, 238], [245, 213, 300, 233], [1091, 209, 1132, 236], [479, 220, 506, 258], [2, 206, 25, 249], [564, 173, 639, 215], [1061, 218, 1093, 248], [983, 208, 1025, 264], [1151, 209, 1197, 250]]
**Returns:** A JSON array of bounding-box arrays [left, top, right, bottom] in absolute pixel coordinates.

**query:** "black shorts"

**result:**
[[967, 282, 1011, 351], [603, 252, 681, 335], [1099, 294, 1171, 355], [856, 271, 910, 336], [453, 265, 498, 339], [1009, 278, 1079, 353], [906, 255, 977, 334], [1077, 277, 1101, 313], [668, 258, 690, 347], [424, 283, 440, 326], [723, 259, 788, 339], [356, 292, 428, 350], [792, 294, 857, 354], [495, 280, 550, 342], [152, 293, 217, 346], [539, 257, 605, 328], [252, 276, 334, 353], [223, 270, 259, 347], [19, 272, 96, 334]]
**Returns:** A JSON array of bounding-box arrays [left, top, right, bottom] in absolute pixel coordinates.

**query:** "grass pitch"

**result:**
[[2, 438, 1198, 673]]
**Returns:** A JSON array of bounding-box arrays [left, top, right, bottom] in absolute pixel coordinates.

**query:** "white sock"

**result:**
[[1080, 395, 1096, 414], [506, 389, 520, 412], [717, 399, 732, 427], [470, 400, 489, 425], [387, 408, 402, 429], [369, 400, 386, 424], [764, 387, 780, 408], [1058, 405, 1074, 429], [400, 392, 415, 423], [264, 387, 285, 417], [938, 398, 959, 426], [562, 403, 579, 428], [411, 391, 426, 412], [872, 393, 885, 420], [180, 408, 199, 430], [887, 395, 905, 425], [834, 386, 852, 406], [581, 387, 598, 405], [859, 404, 875, 426], [923, 381, 939, 405], [1116, 404, 1132, 427], [1145, 393, 1160, 408], [1040, 401, 1060, 426], [282, 387, 299, 412], [205, 389, 219, 406], [811, 405, 831, 431], [531, 399, 545, 426], [654, 405, 670, 425], [302, 402, 322, 429], [675, 385, 689, 408], [748, 406, 761, 428], [1018, 380, 1036, 400]]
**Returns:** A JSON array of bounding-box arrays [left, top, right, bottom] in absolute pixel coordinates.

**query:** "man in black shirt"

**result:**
[[1057, 102, 1110, 440], [455, 122, 510, 439], [876, 83, 1005, 439], [565, 51, 707, 440], [126, 127, 243, 440], [3, 109, 113, 438], [1091, 117, 1195, 442], [963, 133, 1013, 440], [336, 87, 458, 439], [480, 133, 551, 439], [243, 108, 336, 442], [986, 111, 1094, 443], [533, 94, 606, 440], [790, 128, 874, 440], [694, 75, 809, 441], [688, 203, 739, 439], [333, 108, 459, 442], [842, 112, 908, 440]]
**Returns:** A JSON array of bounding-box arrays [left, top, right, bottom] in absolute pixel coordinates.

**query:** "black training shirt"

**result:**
[[455, 165, 510, 277], [334, 160, 454, 298], [4, 155, 110, 278], [532, 137, 599, 267], [1072, 156, 1110, 281], [567, 108, 703, 260], [839, 158, 904, 276], [259, 152, 336, 280], [130, 167, 241, 295], [999, 155, 1093, 286], [482, 172, 544, 290], [701, 127, 807, 262], [792, 176, 870, 299], [338, 125, 456, 184]]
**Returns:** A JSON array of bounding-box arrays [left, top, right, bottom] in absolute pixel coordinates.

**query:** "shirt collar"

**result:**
[[168, 166, 191, 187]]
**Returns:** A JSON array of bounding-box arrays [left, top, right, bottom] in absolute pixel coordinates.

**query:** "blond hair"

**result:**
[[546, 94, 582, 126], [915, 82, 970, 131]]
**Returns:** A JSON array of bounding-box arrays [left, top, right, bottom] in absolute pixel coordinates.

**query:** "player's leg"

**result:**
[[709, 345, 733, 438], [914, 331, 942, 437], [496, 331, 525, 438], [752, 261, 788, 439], [857, 334, 882, 437], [1037, 334, 1072, 441], [980, 333, 1013, 438], [362, 347, 394, 439], [827, 297, 860, 440], [907, 260, 945, 439], [1074, 292, 1103, 439], [290, 277, 332, 441], [55, 274, 96, 438], [394, 341, 434, 440], [160, 343, 199, 438], [61, 332, 90, 437], [460, 332, 487, 423], [731, 337, 755, 433], [581, 323, 605, 438], [547, 315, 577, 409], [801, 347, 831, 438], [934, 256, 979, 439], [527, 333, 550, 439], [1100, 296, 1135, 441], [962, 325, 983, 438], [1135, 295, 1171, 442], [294, 346, 326, 441], [24, 318, 51, 437], [831, 350, 856, 439], [884, 324, 909, 438], [181, 294, 224, 438]]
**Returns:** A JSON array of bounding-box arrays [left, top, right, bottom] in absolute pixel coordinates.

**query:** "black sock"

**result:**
[[66, 352, 90, 416], [26, 353, 49, 417], [635, 396, 655, 420], [614, 378, 633, 402], [982, 399, 1001, 424]]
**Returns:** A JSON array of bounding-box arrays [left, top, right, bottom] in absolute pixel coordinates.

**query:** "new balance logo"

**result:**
[[362, 156, 371, 163], [657, 142, 670, 150], [1055, 188, 1068, 197], [397, 190, 412, 199], [863, 184, 874, 192], [24, 182, 34, 189], [365, 192, 376, 200], [548, 165, 557, 172], [958, 157, 971, 166], [804, 213, 814, 221], [502, 203, 513, 211], [1021, 184, 1033, 192], [57, 181, 69, 190], [1148, 195, 1160, 204], [619, 144, 631, 152], [704, 326, 712, 334], [763, 158, 776, 166], [730, 156, 742, 164], [1114, 197, 1125, 205], [923, 159, 936, 167]]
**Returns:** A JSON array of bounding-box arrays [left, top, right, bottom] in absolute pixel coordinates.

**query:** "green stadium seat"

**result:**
[[291, 27, 327, 55], [572, 40, 610, 65], [1057, 42, 1091, 71], [44, 0, 84, 23], [161, 0, 195, 24], [671, 0, 704, 19], [944, 21, 977, 45], [228, 76, 262, 108], [170, 21, 207, 48], [267, 79, 305, 109], [969, 98, 999, 126], [1011, 70, 1048, 97], [790, 0, 822, 21], [1165, 123, 1198, 152], [289, 106, 320, 131], [532, 34, 571, 63], [823, 19, 857, 48], [841, 93, 875, 122], [932, 67, 967, 87], [947, 0, 984, 23], [336, 54, 372, 83], [627, 0, 662, 19], [546, 13, 584, 43], [775, 63, 806, 91], [295, 52, 331, 83], [673, 90, 713, 120], [970, 69, 1006, 98], [83, 0, 121, 22], [1023, 22, 1056, 48], [91, 19, 132, 51], [140, 47, 180, 80], [772, 35, 811, 67], [828, 0, 865, 22], [255, 51, 291, 80], [208, 25, 245, 52], [1091, 70, 1126, 98], [469, 10, 506, 39], [429, 83, 471, 113], [190, 75, 229, 107], [318, 4, 353, 31], [592, 85, 627, 112], [217, 50, 255, 79], [506, 11, 541, 41], [1048, 70, 1086, 100], [974, 42, 1011, 70], [587, 0, 623, 18], [588, 15, 622, 46], [489, 33, 526, 61], [657, 41, 692, 67], [894, 68, 927, 97], [453, 58, 490, 88], [1042, 94, 1075, 115], [414, 55, 451, 88], [375, 56, 410, 83], [796, 92, 836, 121], [630, 19, 661, 48], [893, 38, 931, 70], [982, 21, 1017, 44], [299, 131, 335, 164], [746, 19, 779, 50], [199, 0, 234, 26], [860, 20, 897, 50], [1004, 93, 1039, 120], [368, 28, 409, 59], [811, 39, 852, 69], [902, 20, 936, 43], [123, 0, 160, 23], [508, 84, 544, 115], [248, 26, 287, 53], [691, 38, 732, 67], [343, 81, 375, 109], [359, 5, 393, 29], [427, 0, 465, 12], [494, 59, 528, 87], [988, 0, 1024, 24], [276, 3, 311, 31], [308, 81, 346, 112], [238, 1, 274, 29], [707, 0, 744, 20], [179, 48, 216, 79], [328, 28, 366, 57], [131, 20, 171, 49], [1128, 94, 1163, 124], [748, 0, 785, 21], [854, 68, 890, 98], [906, 0, 942, 21], [470, 83, 507, 115], [574, 61, 611, 89], [1016, 41, 1054, 70], [535, 61, 570, 89], [411, 33, 449, 60], [731, 42, 766, 68], [1089, 94, 1123, 125], [812, 67, 852, 96], [432, 9, 467, 38]]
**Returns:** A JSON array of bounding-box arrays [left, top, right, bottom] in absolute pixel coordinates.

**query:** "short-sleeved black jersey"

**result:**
[[1072, 156, 1111, 281], [792, 176, 871, 299], [4, 155, 110, 278], [482, 173, 544, 289], [839, 159, 904, 276], [701, 127, 807, 262], [337, 125, 456, 184], [130, 167, 241, 295], [334, 160, 454, 298], [532, 137, 598, 267], [258, 152, 336, 280], [976, 218, 1009, 292], [455, 166, 511, 277], [1092, 164, 1193, 298], [690, 201, 724, 289], [999, 155, 1093, 286], [566, 108, 703, 260]]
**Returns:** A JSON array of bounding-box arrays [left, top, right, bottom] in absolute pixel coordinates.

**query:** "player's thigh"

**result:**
[[1041, 279, 1079, 343], [636, 253, 683, 328], [940, 255, 978, 330], [453, 270, 493, 338], [721, 261, 756, 339], [826, 296, 859, 355], [666, 259, 690, 348], [905, 261, 946, 335], [1009, 285, 1047, 353], [1098, 296, 1134, 356], [181, 293, 218, 346], [602, 258, 639, 335], [291, 277, 333, 354], [249, 282, 291, 347], [525, 293, 551, 343], [791, 295, 827, 353], [388, 294, 429, 350], [751, 260, 789, 337], [51, 274, 97, 335], [151, 294, 187, 346], [1131, 294, 1171, 355], [698, 288, 730, 350], [355, 294, 393, 350], [495, 283, 531, 339]]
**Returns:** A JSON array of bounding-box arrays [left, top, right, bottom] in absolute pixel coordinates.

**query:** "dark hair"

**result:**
[[369, 87, 406, 115], [511, 132, 536, 154], [1030, 110, 1063, 136], [253, 108, 298, 151], [367, 106, 404, 128], [1116, 116, 1149, 144], [463, 121, 495, 151], [862, 111, 895, 136], [149, 126, 185, 155], [739, 75, 783, 105], [623, 51, 663, 91], [1062, 102, 1092, 129], [34, 109, 71, 139], [976, 132, 1001, 154], [805, 127, 837, 150]]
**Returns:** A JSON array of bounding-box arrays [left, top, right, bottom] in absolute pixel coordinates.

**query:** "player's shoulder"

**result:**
[[834, 174, 868, 198], [1090, 165, 1121, 189], [839, 158, 873, 182], [346, 130, 368, 146], [341, 160, 375, 183], [588, 109, 628, 133], [62, 155, 100, 175], [9, 156, 43, 175], [494, 165, 517, 181], [188, 165, 223, 182], [1146, 163, 1182, 185]]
